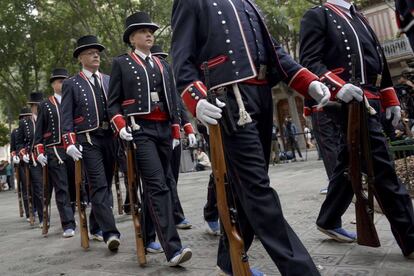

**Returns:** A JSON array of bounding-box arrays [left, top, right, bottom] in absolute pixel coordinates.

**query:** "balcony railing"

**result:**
[[382, 37, 414, 60]]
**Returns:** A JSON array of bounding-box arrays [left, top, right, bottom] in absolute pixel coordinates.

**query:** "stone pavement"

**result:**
[[0, 151, 413, 276]]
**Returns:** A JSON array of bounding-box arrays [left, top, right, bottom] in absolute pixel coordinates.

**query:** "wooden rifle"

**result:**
[[347, 55, 380, 247], [42, 165, 49, 236], [125, 137, 146, 266], [202, 62, 251, 275], [114, 162, 124, 215], [15, 163, 24, 217], [75, 159, 89, 249], [25, 162, 34, 226]]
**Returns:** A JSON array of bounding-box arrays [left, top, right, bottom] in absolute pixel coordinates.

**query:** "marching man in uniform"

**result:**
[[107, 12, 192, 266], [171, 0, 331, 275], [33, 68, 76, 238], [300, 0, 414, 259], [61, 35, 120, 251], [16, 92, 44, 227]]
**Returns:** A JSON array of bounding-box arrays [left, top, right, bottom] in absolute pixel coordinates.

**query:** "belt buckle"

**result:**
[[375, 74, 382, 87], [101, 121, 109, 130]]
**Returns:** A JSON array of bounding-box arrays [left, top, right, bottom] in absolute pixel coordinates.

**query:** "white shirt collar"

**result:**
[[54, 93, 62, 104], [327, 0, 353, 16], [134, 49, 152, 61], [82, 68, 100, 80]]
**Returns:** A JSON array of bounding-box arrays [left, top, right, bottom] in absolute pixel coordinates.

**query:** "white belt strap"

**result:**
[[232, 83, 252, 126]]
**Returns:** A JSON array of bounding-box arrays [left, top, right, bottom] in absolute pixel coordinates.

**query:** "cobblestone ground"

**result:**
[[0, 151, 413, 275]]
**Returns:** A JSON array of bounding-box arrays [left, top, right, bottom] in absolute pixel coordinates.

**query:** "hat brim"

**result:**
[[123, 23, 159, 44], [73, 44, 105, 58], [49, 75, 68, 83], [152, 52, 169, 59], [19, 113, 32, 118]]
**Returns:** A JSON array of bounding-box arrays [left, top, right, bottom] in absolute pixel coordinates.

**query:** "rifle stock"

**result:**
[[75, 160, 89, 249], [25, 163, 34, 226], [15, 164, 24, 217], [126, 140, 146, 266], [203, 62, 251, 276], [42, 165, 49, 236], [114, 163, 123, 215]]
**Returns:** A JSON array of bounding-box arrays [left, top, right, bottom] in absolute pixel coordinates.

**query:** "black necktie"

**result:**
[[350, 5, 356, 17], [145, 56, 153, 68], [92, 73, 101, 90]]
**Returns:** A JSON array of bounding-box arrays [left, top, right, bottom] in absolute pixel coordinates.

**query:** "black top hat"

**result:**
[[123, 12, 159, 44], [19, 107, 32, 118], [49, 68, 69, 83], [150, 45, 168, 59], [27, 92, 44, 104], [73, 35, 105, 58]]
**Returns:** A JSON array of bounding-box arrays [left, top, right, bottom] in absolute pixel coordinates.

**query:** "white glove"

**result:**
[[188, 133, 197, 147], [66, 145, 83, 161], [22, 154, 30, 163], [37, 153, 47, 167], [308, 81, 331, 107], [196, 98, 226, 125], [119, 126, 133, 141], [336, 83, 363, 103], [386, 106, 401, 127], [172, 138, 180, 150], [13, 156, 20, 164]]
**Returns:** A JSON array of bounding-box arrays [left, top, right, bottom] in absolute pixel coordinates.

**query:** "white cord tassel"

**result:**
[[364, 96, 377, 115], [86, 132, 93, 145], [31, 153, 37, 167], [232, 84, 252, 126], [53, 146, 64, 164], [130, 116, 141, 131]]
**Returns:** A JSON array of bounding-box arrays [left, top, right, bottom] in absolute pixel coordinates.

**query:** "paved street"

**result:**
[[0, 151, 413, 276]]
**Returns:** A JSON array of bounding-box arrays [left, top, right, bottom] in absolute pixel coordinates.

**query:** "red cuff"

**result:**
[[62, 132, 76, 149], [172, 124, 180, 139], [380, 87, 400, 108], [288, 68, 318, 97], [110, 114, 126, 133], [19, 148, 26, 158], [320, 71, 346, 99], [181, 81, 207, 116], [183, 123, 194, 135], [34, 144, 44, 159], [303, 107, 312, 117]]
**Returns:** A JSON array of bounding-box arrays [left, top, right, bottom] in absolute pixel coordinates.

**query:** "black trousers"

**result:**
[[204, 173, 219, 222], [217, 84, 319, 275], [65, 157, 76, 207], [78, 133, 120, 242], [18, 164, 30, 218], [311, 111, 341, 179], [168, 145, 186, 224], [287, 137, 302, 159], [46, 147, 76, 230], [28, 163, 43, 222], [133, 119, 182, 260], [317, 99, 414, 256]]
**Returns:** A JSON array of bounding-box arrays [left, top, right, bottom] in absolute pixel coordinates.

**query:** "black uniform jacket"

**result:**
[[61, 72, 110, 147], [107, 52, 181, 134], [300, 3, 400, 110], [10, 128, 18, 157], [33, 96, 63, 156], [16, 116, 36, 161], [396, 0, 414, 32], [171, 0, 318, 116]]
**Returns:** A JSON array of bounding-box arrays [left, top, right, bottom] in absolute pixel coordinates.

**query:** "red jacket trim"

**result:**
[[74, 116, 84, 125], [34, 144, 44, 158], [110, 114, 126, 133], [288, 68, 318, 98], [201, 55, 229, 70], [62, 132, 76, 149], [380, 87, 400, 108], [181, 81, 207, 116], [183, 123, 194, 135], [122, 99, 136, 106], [172, 124, 180, 139]]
